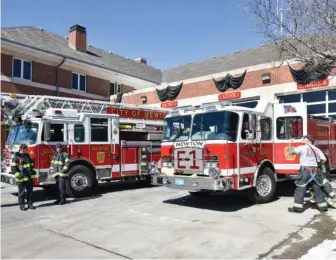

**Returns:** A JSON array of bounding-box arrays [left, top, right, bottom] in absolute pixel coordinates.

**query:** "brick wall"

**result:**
[[58, 68, 72, 89], [87, 75, 110, 97], [1, 53, 12, 77], [122, 65, 295, 105], [32, 61, 56, 86], [121, 84, 135, 93]]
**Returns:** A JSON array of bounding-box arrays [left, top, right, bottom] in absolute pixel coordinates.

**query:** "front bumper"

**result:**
[[151, 174, 234, 192], [0, 173, 16, 185], [0, 171, 56, 186]]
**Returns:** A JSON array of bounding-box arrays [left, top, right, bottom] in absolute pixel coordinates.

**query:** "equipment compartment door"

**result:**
[[121, 147, 139, 176]]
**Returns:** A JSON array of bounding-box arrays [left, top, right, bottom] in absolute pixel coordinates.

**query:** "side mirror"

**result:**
[[44, 122, 51, 141]]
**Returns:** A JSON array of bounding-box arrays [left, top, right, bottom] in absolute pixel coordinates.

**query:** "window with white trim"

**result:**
[[278, 89, 336, 119], [13, 58, 32, 80], [109, 82, 121, 95], [72, 73, 86, 92], [90, 118, 108, 142]]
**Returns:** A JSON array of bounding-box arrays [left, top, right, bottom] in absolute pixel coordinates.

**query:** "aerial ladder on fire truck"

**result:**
[[1, 93, 169, 196], [1, 93, 166, 126]]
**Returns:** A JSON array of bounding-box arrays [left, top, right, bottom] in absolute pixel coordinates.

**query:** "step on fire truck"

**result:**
[[1, 93, 169, 197], [151, 100, 336, 203]]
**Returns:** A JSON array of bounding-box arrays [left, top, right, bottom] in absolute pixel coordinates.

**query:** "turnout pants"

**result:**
[[293, 167, 327, 211], [55, 176, 66, 200], [18, 180, 33, 205], [310, 175, 335, 200]]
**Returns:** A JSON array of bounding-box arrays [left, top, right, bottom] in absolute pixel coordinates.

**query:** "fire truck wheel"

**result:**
[[66, 165, 95, 198], [249, 167, 276, 204]]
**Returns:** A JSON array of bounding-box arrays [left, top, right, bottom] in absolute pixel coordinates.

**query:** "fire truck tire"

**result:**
[[66, 165, 95, 198], [249, 167, 276, 204]]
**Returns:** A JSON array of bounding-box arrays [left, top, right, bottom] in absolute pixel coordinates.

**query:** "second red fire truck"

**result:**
[[151, 100, 336, 203], [1, 93, 168, 197]]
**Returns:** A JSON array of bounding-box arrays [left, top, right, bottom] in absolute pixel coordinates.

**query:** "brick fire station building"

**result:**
[[121, 46, 336, 121]]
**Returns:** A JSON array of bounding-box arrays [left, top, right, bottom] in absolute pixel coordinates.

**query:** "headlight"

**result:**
[[162, 177, 168, 185], [206, 162, 218, 168], [209, 167, 220, 178], [211, 162, 218, 168], [167, 162, 173, 167]]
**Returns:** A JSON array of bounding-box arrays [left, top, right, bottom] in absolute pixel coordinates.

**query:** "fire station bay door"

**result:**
[[273, 102, 307, 169]]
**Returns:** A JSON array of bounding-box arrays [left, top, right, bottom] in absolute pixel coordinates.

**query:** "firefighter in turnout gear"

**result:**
[[50, 143, 70, 205], [288, 135, 328, 213], [11, 144, 36, 211]]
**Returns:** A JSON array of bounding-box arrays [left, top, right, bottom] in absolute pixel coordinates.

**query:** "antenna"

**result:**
[[276, 0, 284, 36], [276, 0, 292, 37]]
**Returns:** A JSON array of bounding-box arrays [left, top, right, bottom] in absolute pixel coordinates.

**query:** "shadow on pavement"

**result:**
[[98, 180, 154, 195], [163, 180, 298, 212], [163, 190, 254, 212], [36, 195, 102, 208], [275, 180, 296, 197], [2, 180, 154, 208]]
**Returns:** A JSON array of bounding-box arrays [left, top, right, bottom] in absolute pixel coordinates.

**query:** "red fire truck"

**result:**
[[1, 93, 168, 197], [151, 100, 336, 203]]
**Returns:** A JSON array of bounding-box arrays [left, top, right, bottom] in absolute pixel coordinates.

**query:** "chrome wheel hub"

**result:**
[[71, 173, 88, 191], [256, 174, 272, 197]]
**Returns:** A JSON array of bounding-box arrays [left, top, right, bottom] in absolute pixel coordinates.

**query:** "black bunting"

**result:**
[[212, 70, 247, 92], [156, 82, 183, 102], [289, 63, 332, 84]]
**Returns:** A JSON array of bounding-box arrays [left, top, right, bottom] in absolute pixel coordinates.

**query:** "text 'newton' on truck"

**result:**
[[151, 100, 336, 203], [1, 93, 169, 197]]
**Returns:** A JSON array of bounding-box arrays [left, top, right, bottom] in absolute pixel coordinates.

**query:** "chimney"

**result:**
[[68, 25, 87, 52], [135, 57, 147, 65]]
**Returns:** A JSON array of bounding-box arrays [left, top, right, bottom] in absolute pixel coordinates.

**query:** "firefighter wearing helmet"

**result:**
[[50, 143, 70, 205], [11, 144, 36, 211]]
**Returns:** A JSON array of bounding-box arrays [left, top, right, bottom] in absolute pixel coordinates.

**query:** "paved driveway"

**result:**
[[1, 181, 336, 259]]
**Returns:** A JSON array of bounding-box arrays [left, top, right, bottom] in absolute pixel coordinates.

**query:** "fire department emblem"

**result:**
[[97, 152, 105, 163], [284, 147, 296, 161]]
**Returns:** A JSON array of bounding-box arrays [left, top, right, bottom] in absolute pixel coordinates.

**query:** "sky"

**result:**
[[1, 0, 264, 70]]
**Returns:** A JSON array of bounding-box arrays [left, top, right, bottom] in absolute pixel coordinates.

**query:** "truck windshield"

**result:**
[[6, 123, 39, 145], [163, 115, 192, 142], [191, 111, 239, 141]]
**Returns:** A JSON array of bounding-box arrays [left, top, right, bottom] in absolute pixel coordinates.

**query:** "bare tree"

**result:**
[[245, 0, 336, 71]]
